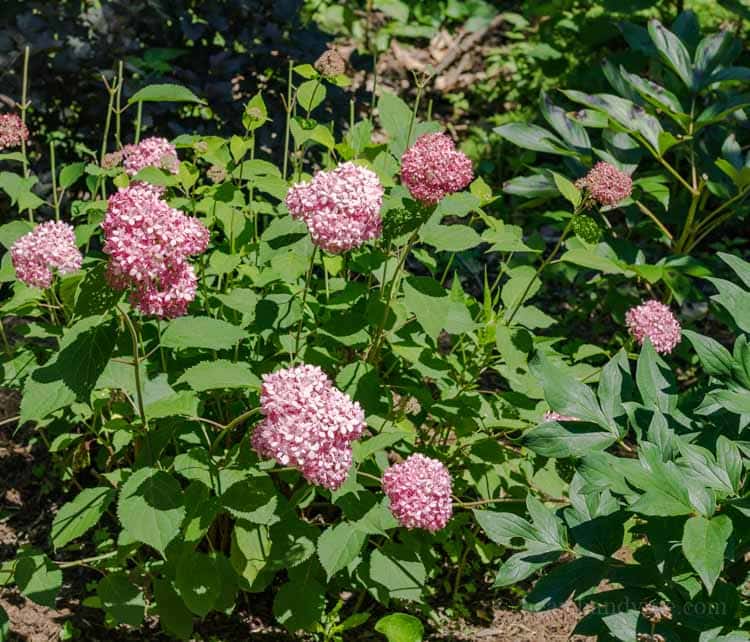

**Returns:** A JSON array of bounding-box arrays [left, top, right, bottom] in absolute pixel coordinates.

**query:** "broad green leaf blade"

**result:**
[[161, 316, 246, 350], [14, 551, 62, 608], [175, 552, 220, 617], [317, 523, 366, 580], [523, 422, 616, 458], [636, 339, 678, 412], [273, 579, 326, 632], [473, 509, 538, 545], [176, 359, 260, 391], [648, 20, 695, 89], [51, 486, 115, 550], [128, 83, 203, 104], [682, 515, 732, 594], [369, 545, 426, 602], [97, 573, 146, 626], [493, 549, 561, 588], [154, 579, 193, 640], [682, 330, 734, 378], [374, 613, 424, 642], [529, 352, 611, 430], [494, 123, 573, 155], [116, 467, 185, 555]]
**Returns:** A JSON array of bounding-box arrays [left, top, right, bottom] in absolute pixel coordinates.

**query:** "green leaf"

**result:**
[[117, 467, 185, 555], [473, 509, 538, 545], [378, 92, 413, 157], [14, 551, 62, 608], [648, 20, 695, 89], [177, 359, 260, 391], [20, 315, 118, 424], [97, 573, 145, 626], [59, 162, 86, 189], [273, 579, 326, 632], [128, 83, 203, 104], [296, 80, 326, 113], [0, 604, 7, 641], [493, 548, 561, 588], [682, 330, 734, 378], [708, 277, 750, 333], [161, 316, 246, 350], [317, 523, 367, 580], [529, 352, 610, 430], [523, 422, 616, 458], [374, 613, 424, 642], [682, 515, 732, 594], [242, 93, 268, 131], [719, 252, 750, 289], [51, 486, 115, 550], [154, 579, 193, 640], [552, 173, 581, 208], [74, 262, 123, 316], [401, 276, 474, 339], [419, 223, 481, 252], [175, 552, 220, 617], [369, 545, 426, 602], [230, 522, 272, 589], [494, 123, 572, 155], [0, 220, 33, 249], [636, 339, 678, 412]]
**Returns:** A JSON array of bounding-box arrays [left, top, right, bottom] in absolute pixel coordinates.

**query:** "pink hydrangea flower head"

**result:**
[[285, 162, 384, 254], [400, 132, 473, 204], [11, 221, 82, 288], [576, 162, 632, 206], [543, 411, 580, 423], [382, 453, 453, 532], [122, 137, 180, 176], [0, 113, 29, 150], [252, 364, 365, 490], [103, 183, 209, 318], [626, 299, 681, 354]]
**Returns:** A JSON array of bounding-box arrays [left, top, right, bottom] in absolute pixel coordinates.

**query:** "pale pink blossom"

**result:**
[[285, 162, 383, 253], [400, 132, 473, 204], [122, 137, 180, 176], [11, 221, 82, 288], [0, 113, 29, 150], [103, 183, 208, 318], [626, 299, 681, 354], [252, 364, 365, 490], [382, 453, 453, 532], [576, 162, 632, 206]]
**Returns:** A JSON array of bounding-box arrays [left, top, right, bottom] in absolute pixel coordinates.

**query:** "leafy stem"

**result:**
[[294, 246, 318, 359]]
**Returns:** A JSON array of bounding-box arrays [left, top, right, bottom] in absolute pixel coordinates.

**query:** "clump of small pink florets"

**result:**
[[103, 183, 209, 318], [382, 453, 453, 532], [576, 162, 632, 207], [122, 137, 180, 177], [252, 364, 365, 490], [400, 132, 473, 205], [285, 162, 384, 254], [0, 113, 29, 151], [11, 221, 82, 289], [626, 299, 681, 354], [543, 411, 580, 423]]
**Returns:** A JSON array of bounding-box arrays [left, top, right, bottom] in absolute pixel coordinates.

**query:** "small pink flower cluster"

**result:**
[[382, 454, 453, 532], [122, 137, 180, 177], [543, 411, 580, 422], [252, 364, 365, 490], [103, 183, 209, 318], [11, 221, 82, 288], [401, 132, 474, 204], [576, 162, 632, 206], [0, 113, 29, 150], [626, 299, 681, 354], [285, 162, 384, 254]]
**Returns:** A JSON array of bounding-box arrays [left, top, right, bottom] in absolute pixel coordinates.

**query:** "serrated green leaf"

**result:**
[[97, 573, 145, 626], [374, 613, 424, 642], [161, 316, 246, 350], [273, 579, 326, 632], [128, 83, 203, 104], [117, 467, 185, 555], [317, 523, 366, 580], [51, 486, 115, 550], [175, 552, 220, 616], [177, 359, 260, 391], [14, 551, 62, 608]]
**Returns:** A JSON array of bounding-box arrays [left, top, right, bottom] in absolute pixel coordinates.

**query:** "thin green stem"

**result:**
[[210, 407, 261, 454], [49, 140, 59, 221], [57, 551, 118, 569], [19, 46, 32, 222], [674, 187, 702, 253], [635, 200, 673, 242], [134, 101, 143, 144], [116, 306, 147, 430], [0, 321, 11, 358], [366, 232, 417, 364], [357, 470, 382, 484], [115, 60, 124, 149], [505, 218, 574, 325], [282, 60, 294, 180], [294, 247, 317, 357]]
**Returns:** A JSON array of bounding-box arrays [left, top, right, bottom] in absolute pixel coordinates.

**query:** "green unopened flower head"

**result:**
[[572, 214, 602, 244]]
